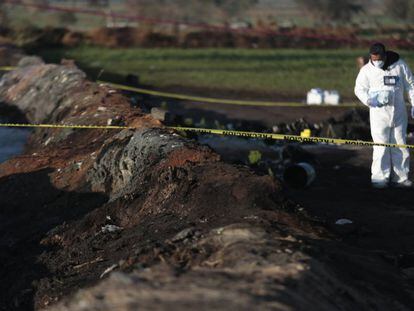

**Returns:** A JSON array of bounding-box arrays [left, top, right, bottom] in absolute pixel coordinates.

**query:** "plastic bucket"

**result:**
[[283, 162, 316, 188]]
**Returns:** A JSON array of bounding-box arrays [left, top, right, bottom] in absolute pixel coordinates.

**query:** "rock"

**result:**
[[88, 127, 190, 200], [0, 59, 86, 123], [17, 56, 44, 67], [171, 227, 197, 242], [150, 107, 176, 123], [101, 225, 123, 233], [150, 107, 168, 121]]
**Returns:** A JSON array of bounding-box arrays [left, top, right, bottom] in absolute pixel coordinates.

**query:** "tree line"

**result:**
[[1, 0, 414, 28]]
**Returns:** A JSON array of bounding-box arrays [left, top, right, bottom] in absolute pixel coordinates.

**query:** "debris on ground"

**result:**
[[335, 219, 353, 225]]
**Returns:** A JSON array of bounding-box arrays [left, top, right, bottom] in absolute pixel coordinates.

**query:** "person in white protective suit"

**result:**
[[355, 43, 414, 188]]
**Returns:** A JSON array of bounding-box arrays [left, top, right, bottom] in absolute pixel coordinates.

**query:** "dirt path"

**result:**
[[288, 145, 414, 277]]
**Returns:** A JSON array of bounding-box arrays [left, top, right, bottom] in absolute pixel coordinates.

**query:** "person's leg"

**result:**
[[371, 127, 391, 184], [370, 113, 392, 184], [390, 121, 410, 183]]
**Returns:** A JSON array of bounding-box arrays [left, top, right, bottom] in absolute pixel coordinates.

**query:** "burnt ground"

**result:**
[[288, 145, 414, 284], [166, 98, 414, 281], [143, 98, 414, 307], [0, 56, 413, 310], [170, 98, 414, 249]]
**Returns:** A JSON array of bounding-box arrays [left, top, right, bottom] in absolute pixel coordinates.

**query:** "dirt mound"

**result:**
[[87, 27, 137, 48], [0, 56, 413, 310], [61, 31, 85, 47], [51, 223, 411, 311]]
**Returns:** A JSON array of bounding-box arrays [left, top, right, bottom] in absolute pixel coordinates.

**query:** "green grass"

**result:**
[[35, 47, 414, 99]]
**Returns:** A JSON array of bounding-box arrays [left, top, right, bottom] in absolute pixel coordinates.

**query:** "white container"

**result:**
[[306, 88, 324, 105], [324, 90, 341, 105]]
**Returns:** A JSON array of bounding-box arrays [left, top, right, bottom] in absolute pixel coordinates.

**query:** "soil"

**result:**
[[159, 95, 414, 298], [0, 54, 413, 311], [289, 144, 414, 278]]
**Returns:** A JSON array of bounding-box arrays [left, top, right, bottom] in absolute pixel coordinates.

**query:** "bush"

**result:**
[[384, 0, 414, 20]]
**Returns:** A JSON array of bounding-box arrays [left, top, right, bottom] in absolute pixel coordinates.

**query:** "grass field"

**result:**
[[36, 47, 414, 100]]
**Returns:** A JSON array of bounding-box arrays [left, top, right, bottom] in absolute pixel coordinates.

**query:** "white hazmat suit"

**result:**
[[354, 52, 414, 184]]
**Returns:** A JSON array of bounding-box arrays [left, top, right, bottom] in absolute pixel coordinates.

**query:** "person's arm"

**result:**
[[354, 68, 371, 106], [401, 60, 414, 118]]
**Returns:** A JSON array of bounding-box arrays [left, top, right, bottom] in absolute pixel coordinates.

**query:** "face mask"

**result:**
[[372, 60, 384, 68]]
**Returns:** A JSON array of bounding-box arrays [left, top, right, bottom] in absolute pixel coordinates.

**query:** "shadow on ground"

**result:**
[[0, 169, 108, 310]]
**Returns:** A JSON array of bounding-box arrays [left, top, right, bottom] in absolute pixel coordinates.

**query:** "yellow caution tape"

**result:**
[[98, 80, 361, 108], [0, 66, 363, 108], [0, 122, 412, 149], [0, 122, 131, 130], [0, 66, 18, 71], [168, 126, 414, 149]]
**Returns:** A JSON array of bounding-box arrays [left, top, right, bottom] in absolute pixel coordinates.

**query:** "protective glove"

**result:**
[[368, 97, 381, 108], [411, 107, 414, 119], [377, 91, 390, 106]]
